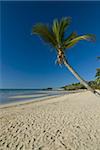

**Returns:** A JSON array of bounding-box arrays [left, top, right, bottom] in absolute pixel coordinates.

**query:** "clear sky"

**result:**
[[1, 1, 100, 89]]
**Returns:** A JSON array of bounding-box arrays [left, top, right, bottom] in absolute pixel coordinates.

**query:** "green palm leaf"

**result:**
[[64, 34, 96, 49], [52, 19, 60, 44], [32, 23, 57, 48], [63, 32, 77, 48], [59, 17, 71, 42], [52, 17, 71, 46]]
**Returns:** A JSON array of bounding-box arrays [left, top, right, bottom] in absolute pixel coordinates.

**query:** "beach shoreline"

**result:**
[[0, 89, 86, 109], [0, 95, 61, 109], [0, 91, 100, 150]]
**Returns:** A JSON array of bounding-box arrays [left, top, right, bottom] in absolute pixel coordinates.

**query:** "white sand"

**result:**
[[0, 91, 100, 150]]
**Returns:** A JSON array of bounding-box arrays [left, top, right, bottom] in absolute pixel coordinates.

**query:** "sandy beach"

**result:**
[[0, 91, 100, 150]]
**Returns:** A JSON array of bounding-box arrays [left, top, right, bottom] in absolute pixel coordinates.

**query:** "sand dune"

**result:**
[[0, 91, 100, 150]]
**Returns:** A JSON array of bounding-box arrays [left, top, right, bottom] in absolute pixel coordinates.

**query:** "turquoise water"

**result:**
[[0, 89, 67, 105]]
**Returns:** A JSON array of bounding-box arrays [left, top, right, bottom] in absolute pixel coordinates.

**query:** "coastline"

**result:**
[[0, 95, 61, 109], [0, 91, 100, 150], [0, 89, 86, 109]]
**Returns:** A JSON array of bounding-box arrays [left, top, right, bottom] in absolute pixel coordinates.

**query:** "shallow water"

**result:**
[[0, 89, 67, 105]]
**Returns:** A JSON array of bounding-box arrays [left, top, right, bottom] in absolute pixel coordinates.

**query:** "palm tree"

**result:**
[[95, 68, 100, 85], [32, 17, 99, 95], [95, 58, 100, 86]]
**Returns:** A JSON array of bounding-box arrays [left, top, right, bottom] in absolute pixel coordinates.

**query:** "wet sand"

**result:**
[[0, 91, 100, 150]]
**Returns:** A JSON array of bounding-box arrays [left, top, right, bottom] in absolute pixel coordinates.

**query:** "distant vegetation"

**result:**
[[63, 81, 100, 91], [42, 88, 53, 90], [62, 83, 86, 91], [95, 68, 100, 86], [63, 69, 100, 90]]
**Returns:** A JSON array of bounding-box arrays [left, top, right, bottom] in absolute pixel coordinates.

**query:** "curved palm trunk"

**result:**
[[63, 57, 99, 95]]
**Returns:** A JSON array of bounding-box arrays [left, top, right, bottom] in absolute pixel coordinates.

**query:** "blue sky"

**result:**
[[1, 1, 100, 89]]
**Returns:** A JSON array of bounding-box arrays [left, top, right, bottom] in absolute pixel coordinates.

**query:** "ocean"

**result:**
[[0, 89, 67, 105]]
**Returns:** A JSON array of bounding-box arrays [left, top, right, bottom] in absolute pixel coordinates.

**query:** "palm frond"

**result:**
[[59, 17, 71, 42], [32, 23, 57, 48], [64, 34, 96, 49], [52, 17, 71, 45], [63, 32, 77, 44], [52, 19, 60, 44]]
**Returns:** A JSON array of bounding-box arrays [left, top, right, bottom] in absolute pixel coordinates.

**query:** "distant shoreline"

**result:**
[[0, 89, 86, 109]]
